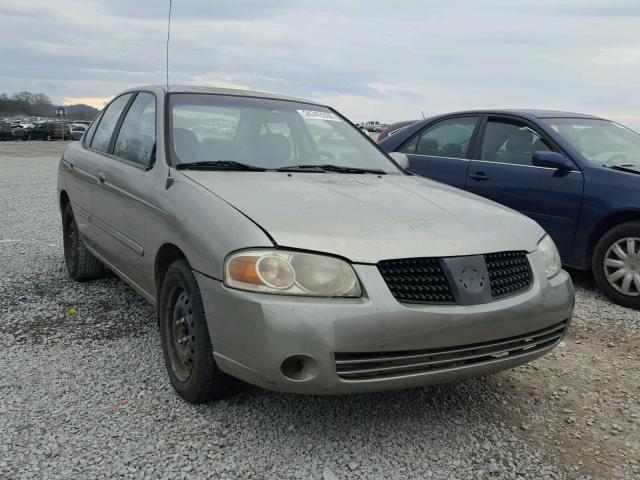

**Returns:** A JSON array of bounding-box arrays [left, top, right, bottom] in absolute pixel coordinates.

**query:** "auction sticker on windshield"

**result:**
[[297, 110, 342, 121]]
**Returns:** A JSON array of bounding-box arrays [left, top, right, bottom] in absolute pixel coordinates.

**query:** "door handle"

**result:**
[[469, 172, 489, 181], [97, 171, 106, 184], [61, 160, 73, 170]]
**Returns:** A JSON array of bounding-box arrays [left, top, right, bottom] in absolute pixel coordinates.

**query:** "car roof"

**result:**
[[434, 109, 605, 120], [125, 85, 324, 107]]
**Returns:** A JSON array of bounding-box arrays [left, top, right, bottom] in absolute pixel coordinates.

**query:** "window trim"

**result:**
[[110, 90, 158, 170], [472, 114, 581, 172], [397, 114, 481, 160]]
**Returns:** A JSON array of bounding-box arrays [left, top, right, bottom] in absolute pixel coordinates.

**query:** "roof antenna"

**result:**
[[166, 0, 173, 92], [421, 110, 425, 119]]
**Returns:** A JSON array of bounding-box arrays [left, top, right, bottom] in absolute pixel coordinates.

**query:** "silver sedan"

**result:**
[[57, 85, 574, 403]]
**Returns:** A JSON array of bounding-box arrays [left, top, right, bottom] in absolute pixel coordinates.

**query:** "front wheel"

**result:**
[[592, 222, 640, 309], [158, 259, 235, 403], [46, 134, 52, 141]]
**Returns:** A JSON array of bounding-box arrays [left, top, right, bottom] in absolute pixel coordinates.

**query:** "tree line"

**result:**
[[0, 90, 99, 120]]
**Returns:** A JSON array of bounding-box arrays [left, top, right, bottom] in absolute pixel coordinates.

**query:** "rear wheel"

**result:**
[[46, 134, 52, 141], [592, 222, 640, 309], [62, 203, 105, 281], [158, 259, 235, 403]]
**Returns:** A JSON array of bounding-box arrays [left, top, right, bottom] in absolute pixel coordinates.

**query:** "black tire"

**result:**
[[592, 221, 640, 309], [62, 203, 105, 281], [158, 259, 235, 403]]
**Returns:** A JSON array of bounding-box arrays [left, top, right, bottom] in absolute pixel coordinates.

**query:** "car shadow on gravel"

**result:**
[[183, 378, 559, 477], [565, 267, 598, 292], [200, 378, 523, 445]]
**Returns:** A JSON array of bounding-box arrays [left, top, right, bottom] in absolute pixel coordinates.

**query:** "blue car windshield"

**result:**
[[545, 118, 640, 167]]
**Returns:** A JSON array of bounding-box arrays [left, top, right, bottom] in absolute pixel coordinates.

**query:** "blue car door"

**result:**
[[396, 116, 480, 189], [465, 116, 584, 258]]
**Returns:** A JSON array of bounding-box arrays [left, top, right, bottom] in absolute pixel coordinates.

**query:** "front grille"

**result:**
[[377, 258, 455, 304], [377, 251, 532, 304], [484, 251, 531, 299], [335, 320, 567, 380]]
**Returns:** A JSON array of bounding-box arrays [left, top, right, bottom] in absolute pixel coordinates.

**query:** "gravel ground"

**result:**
[[1, 141, 638, 480]]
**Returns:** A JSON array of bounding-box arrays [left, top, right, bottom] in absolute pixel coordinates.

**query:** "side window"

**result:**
[[400, 117, 478, 159], [83, 112, 103, 147], [113, 92, 156, 167], [90, 93, 133, 153], [481, 120, 552, 166]]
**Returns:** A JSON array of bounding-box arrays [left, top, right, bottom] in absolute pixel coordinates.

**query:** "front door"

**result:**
[[92, 92, 157, 289], [466, 117, 584, 258], [396, 116, 479, 189]]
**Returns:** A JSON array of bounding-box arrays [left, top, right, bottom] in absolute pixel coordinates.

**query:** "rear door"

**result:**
[[465, 116, 584, 257], [61, 112, 105, 243], [396, 116, 479, 189], [92, 91, 157, 288]]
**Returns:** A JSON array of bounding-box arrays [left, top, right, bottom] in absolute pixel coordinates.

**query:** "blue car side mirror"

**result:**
[[532, 151, 574, 170]]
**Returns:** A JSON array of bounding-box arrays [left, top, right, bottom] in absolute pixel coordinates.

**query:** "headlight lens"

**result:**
[[538, 234, 561, 278], [225, 250, 362, 297]]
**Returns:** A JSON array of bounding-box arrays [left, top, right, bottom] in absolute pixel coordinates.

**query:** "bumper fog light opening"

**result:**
[[280, 354, 320, 382]]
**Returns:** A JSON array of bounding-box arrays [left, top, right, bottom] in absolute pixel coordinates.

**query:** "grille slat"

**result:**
[[335, 320, 568, 380], [378, 251, 532, 304]]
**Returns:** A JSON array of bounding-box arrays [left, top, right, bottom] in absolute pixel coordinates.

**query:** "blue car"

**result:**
[[379, 110, 640, 308]]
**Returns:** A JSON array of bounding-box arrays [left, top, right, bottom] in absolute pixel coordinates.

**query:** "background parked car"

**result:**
[[68, 123, 88, 140], [0, 123, 28, 141], [362, 121, 387, 132], [380, 109, 640, 308], [376, 120, 417, 143], [29, 121, 71, 140]]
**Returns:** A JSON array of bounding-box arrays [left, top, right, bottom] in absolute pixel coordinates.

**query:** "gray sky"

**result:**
[[2, 0, 640, 127]]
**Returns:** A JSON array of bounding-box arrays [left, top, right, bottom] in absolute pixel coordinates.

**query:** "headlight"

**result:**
[[224, 249, 362, 297], [538, 235, 561, 278]]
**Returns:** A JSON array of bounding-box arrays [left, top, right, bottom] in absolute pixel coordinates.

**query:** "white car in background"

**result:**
[[68, 123, 88, 141]]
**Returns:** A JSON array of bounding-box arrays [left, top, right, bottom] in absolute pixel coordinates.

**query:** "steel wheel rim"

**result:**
[[604, 237, 640, 297], [167, 285, 196, 382]]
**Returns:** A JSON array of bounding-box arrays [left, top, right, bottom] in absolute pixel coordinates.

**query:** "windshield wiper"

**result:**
[[277, 164, 386, 174], [175, 160, 266, 171], [604, 163, 640, 173]]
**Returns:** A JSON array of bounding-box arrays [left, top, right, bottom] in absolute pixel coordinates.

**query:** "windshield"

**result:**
[[168, 94, 401, 173], [544, 118, 640, 167]]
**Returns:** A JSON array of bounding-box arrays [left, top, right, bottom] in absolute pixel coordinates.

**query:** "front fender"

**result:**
[[144, 172, 274, 286]]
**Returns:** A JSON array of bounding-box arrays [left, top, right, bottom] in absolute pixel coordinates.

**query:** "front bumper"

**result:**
[[195, 251, 574, 394]]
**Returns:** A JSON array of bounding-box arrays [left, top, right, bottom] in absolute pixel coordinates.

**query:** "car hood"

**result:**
[[183, 171, 545, 263]]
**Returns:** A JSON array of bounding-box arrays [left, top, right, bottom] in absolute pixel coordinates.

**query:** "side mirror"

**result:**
[[389, 152, 409, 169], [532, 151, 574, 170]]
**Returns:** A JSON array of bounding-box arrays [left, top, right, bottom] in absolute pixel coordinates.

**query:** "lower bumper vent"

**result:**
[[334, 320, 567, 380]]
